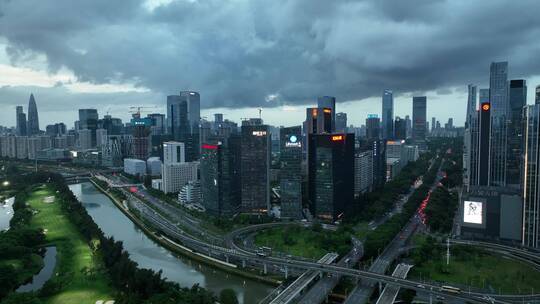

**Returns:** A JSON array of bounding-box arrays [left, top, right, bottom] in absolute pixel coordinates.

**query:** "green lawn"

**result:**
[[28, 185, 114, 304], [410, 247, 540, 294], [254, 226, 349, 260]]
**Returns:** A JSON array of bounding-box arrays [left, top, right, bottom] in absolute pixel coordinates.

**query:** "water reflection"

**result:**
[[17, 246, 57, 292]]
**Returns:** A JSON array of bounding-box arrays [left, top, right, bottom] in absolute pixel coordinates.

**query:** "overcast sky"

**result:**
[[1, 0, 540, 129]]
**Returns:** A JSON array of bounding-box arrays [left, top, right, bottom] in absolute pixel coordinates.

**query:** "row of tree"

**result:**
[[2, 171, 222, 304]]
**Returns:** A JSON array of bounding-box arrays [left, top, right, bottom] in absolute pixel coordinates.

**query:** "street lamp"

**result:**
[[2, 181, 9, 187]]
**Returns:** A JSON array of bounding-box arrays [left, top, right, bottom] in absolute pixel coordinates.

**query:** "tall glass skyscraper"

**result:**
[[317, 96, 336, 132], [412, 96, 427, 141], [27, 94, 40, 135], [15, 106, 27, 136], [280, 126, 303, 219], [167, 91, 201, 161], [507, 79, 527, 187], [523, 104, 540, 248], [382, 89, 393, 139], [489, 62, 509, 186]]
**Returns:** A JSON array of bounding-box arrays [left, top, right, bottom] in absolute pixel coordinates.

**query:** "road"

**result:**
[[376, 263, 413, 304]]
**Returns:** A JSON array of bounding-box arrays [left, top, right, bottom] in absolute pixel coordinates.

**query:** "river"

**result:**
[[69, 182, 273, 304]]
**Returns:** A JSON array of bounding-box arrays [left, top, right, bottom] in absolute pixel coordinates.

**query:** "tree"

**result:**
[[401, 289, 416, 304], [0, 293, 43, 304], [219, 289, 238, 304]]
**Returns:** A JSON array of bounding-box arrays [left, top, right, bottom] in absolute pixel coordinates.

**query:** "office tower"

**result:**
[[280, 126, 303, 219], [78, 129, 93, 150], [394, 117, 406, 140], [463, 85, 478, 188], [200, 135, 241, 216], [477, 102, 491, 186], [335, 112, 347, 133], [536, 85, 540, 104], [405, 115, 412, 138], [27, 94, 40, 135], [163, 141, 185, 165], [412, 96, 427, 141], [167, 91, 201, 161], [131, 116, 152, 160], [308, 133, 354, 221], [507, 80, 527, 187], [523, 104, 540, 248], [16, 106, 27, 136], [99, 115, 123, 135], [355, 150, 373, 196], [365, 114, 380, 140], [489, 62, 509, 186], [162, 161, 198, 194], [240, 123, 270, 214], [431, 117, 436, 132], [372, 139, 386, 188], [214, 113, 224, 123], [95, 128, 107, 148], [304, 107, 332, 134], [317, 96, 336, 131], [78, 109, 99, 147], [147, 113, 166, 136], [382, 89, 393, 139], [15, 136, 28, 159], [45, 123, 66, 137]]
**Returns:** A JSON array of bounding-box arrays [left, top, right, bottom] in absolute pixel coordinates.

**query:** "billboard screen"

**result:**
[[463, 200, 483, 224]]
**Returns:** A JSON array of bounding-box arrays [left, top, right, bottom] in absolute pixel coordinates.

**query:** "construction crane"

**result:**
[[129, 106, 157, 118]]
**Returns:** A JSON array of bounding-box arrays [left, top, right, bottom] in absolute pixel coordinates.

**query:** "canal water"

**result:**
[[0, 197, 14, 231], [17, 246, 57, 292], [69, 182, 272, 304]]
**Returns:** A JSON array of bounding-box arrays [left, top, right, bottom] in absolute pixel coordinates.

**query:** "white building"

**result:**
[[162, 161, 198, 194], [147, 157, 162, 176], [27, 137, 42, 160], [178, 181, 201, 204], [124, 158, 147, 177], [151, 179, 163, 191], [355, 150, 373, 196], [163, 141, 185, 165]]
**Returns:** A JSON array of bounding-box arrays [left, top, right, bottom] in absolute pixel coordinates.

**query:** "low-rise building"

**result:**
[[124, 158, 147, 177]]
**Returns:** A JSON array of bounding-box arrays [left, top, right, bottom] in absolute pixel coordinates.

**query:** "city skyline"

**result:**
[[3, 1, 540, 127]]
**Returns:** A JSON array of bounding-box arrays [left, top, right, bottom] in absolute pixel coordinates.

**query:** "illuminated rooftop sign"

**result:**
[[481, 103, 490, 111], [331, 135, 344, 141], [252, 131, 267, 136], [202, 144, 218, 150], [323, 108, 332, 113]]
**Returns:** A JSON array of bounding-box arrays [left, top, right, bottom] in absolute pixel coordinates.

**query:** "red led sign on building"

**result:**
[[202, 144, 218, 150]]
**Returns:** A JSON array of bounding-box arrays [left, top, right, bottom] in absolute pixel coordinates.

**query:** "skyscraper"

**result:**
[[78, 109, 99, 147], [308, 133, 354, 221], [536, 85, 540, 104], [335, 112, 347, 133], [489, 62, 509, 186], [394, 117, 406, 140], [463, 85, 478, 189], [167, 91, 201, 160], [431, 117, 436, 132], [365, 114, 380, 140], [412, 96, 427, 141], [280, 126, 303, 219], [27, 94, 40, 136], [317, 96, 336, 131], [405, 115, 412, 138], [507, 79, 527, 187], [523, 104, 540, 248], [304, 107, 332, 135], [240, 123, 270, 214], [15, 106, 27, 136], [382, 89, 393, 139]]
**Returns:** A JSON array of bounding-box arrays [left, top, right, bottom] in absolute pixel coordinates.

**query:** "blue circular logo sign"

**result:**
[[290, 135, 298, 143]]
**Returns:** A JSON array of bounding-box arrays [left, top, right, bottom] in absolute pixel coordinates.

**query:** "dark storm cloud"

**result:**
[[1, 0, 540, 109]]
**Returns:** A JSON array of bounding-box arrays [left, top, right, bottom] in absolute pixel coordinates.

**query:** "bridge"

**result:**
[[376, 263, 414, 304]]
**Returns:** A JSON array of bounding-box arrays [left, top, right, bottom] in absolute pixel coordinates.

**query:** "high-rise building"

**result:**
[[431, 117, 436, 132], [240, 123, 270, 214], [99, 115, 123, 135], [404, 115, 412, 138], [96, 129, 108, 148], [147, 113, 166, 136], [167, 91, 201, 161], [394, 117, 406, 140], [308, 133, 354, 221], [507, 79, 527, 187], [365, 114, 380, 140], [45, 123, 66, 137], [489, 62, 509, 186], [131, 116, 152, 160], [536, 85, 540, 104], [478, 102, 492, 186], [412, 96, 427, 141], [463, 84, 478, 189], [200, 135, 241, 216], [16, 106, 27, 136], [78, 129, 93, 150], [522, 104, 540, 248], [304, 107, 332, 135], [354, 150, 373, 196], [162, 161, 199, 194], [27, 94, 40, 136], [335, 112, 347, 133], [382, 89, 393, 139], [78, 109, 99, 147], [163, 141, 185, 165], [280, 126, 303, 219], [317, 96, 336, 131]]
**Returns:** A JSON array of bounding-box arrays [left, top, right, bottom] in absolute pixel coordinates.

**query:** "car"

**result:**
[[416, 284, 425, 288]]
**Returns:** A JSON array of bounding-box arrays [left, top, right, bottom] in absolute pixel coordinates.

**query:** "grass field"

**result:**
[[410, 247, 540, 294], [28, 185, 114, 304]]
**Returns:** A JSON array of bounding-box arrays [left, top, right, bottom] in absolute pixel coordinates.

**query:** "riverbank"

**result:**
[[28, 185, 114, 304], [90, 178, 280, 286]]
